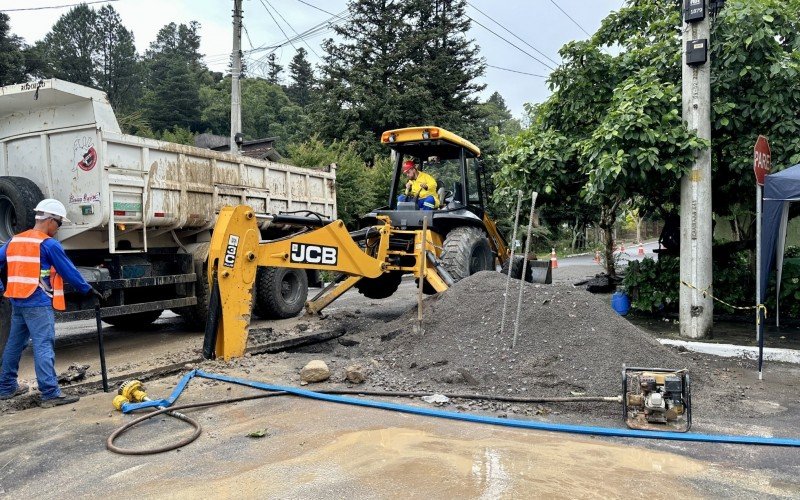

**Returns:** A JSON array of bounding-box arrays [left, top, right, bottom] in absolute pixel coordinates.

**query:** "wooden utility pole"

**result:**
[[230, 0, 243, 154], [679, 0, 713, 338]]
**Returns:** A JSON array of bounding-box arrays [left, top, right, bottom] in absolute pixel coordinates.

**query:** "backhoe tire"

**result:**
[[440, 227, 494, 283], [0, 176, 44, 244], [500, 256, 534, 283], [103, 309, 164, 329], [253, 267, 308, 319], [356, 271, 403, 299]]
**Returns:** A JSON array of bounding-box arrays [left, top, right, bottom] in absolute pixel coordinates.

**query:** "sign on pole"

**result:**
[[754, 135, 771, 186], [754, 134, 771, 380]]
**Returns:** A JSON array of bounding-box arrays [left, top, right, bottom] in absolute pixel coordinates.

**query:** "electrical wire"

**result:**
[[466, 15, 555, 71], [258, 0, 297, 50], [264, 0, 321, 59], [549, 0, 591, 37], [466, 2, 560, 67], [0, 0, 119, 12], [486, 64, 547, 78]]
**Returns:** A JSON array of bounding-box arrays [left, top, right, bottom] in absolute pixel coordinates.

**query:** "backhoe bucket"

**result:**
[[528, 260, 552, 284]]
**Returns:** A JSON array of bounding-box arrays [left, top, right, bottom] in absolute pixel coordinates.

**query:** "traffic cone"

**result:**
[[593, 250, 600, 264], [638, 243, 645, 256], [550, 248, 558, 269]]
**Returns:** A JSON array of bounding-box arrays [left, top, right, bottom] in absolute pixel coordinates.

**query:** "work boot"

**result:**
[[0, 383, 30, 400], [40, 394, 80, 408]]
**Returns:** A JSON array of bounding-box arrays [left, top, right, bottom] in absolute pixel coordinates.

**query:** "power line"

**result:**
[[549, 0, 591, 37], [293, 0, 346, 20], [264, 0, 321, 59], [258, 0, 297, 50], [466, 2, 559, 67], [486, 64, 547, 78], [467, 15, 555, 71], [1, 0, 120, 12]]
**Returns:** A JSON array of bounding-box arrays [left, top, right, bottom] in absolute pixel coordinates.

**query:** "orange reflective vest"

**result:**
[[4, 229, 66, 310]]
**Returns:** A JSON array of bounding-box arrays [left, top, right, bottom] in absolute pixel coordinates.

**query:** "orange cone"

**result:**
[[550, 248, 558, 269], [593, 250, 600, 264], [638, 243, 645, 256]]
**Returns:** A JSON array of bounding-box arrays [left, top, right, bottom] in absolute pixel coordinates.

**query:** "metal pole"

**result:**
[[230, 0, 243, 154], [94, 303, 109, 393], [500, 189, 523, 336], [756, 183, 763, 380], [513, 191, 538, 348], [679, 0, 713, 339], [417, 215, 428, 335]]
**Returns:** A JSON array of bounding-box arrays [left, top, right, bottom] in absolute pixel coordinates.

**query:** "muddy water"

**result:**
[[281, 427, 706, 498]]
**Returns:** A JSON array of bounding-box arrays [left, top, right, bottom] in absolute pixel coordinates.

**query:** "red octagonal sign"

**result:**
[[754, 135, 771, 186]]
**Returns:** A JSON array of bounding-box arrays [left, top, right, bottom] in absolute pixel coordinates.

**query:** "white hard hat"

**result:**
[[34, 198, 71, 223]]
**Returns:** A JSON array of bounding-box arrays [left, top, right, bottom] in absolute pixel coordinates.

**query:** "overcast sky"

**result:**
[[3, 0, 624, 118]]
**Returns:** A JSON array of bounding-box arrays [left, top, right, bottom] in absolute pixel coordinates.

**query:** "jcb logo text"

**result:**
[[290, 243, 337, 266], [223, 235, 240, 268]]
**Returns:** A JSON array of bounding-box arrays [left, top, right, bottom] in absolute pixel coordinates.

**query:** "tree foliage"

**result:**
[[287, 48, 314, 107], [0, 14, 27, 86]]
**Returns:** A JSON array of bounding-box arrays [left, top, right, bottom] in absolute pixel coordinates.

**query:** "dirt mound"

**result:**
[[350, 271, 687, 397]]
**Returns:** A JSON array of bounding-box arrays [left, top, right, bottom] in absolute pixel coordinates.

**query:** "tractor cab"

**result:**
[[361, 126, 490, 235]]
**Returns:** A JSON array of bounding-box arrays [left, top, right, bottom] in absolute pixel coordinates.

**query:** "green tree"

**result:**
[[96, 5, 139, 112], [38, 4, 98, 86], [142, 22, 207, 132], [265, 53, 282, 84], [288, 48, 314, 107], [0, 14, 27, 85]]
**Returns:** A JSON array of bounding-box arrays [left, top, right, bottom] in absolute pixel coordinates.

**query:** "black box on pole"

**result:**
[[686, 39, 708, 66]]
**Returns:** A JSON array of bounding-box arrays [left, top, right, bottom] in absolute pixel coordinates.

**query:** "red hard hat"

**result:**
[[402, 160, 416, 173]]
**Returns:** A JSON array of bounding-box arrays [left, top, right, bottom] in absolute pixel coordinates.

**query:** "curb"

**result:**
[[658, 338, 800, 365]]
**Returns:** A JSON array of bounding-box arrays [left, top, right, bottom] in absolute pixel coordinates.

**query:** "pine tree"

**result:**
[[266, 53, 282, 84], [0, 14, 27, 85], [96, 6, 139, 112], [39, 4, 98, 86], [142, 22, 206, 132], [287, 48, 314, 107]]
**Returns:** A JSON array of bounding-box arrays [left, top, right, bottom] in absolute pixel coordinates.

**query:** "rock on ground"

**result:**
[[300, 360, 330, 383], [345, 364, 366, 384]]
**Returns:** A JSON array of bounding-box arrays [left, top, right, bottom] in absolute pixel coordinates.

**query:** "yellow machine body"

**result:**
[[206, 205, 451, 359]]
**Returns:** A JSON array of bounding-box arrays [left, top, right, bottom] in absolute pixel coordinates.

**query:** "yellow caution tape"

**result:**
[[679, 280, 768, 324]]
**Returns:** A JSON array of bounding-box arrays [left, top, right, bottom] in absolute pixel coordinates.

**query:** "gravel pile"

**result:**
[[344, 271, 687, 397]]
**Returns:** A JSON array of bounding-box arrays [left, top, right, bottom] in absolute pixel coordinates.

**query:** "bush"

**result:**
[[623, 257, 679, 313]]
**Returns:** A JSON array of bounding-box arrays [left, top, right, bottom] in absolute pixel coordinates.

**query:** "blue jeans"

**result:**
[[0, 306, 61, 399], [397, 194, 436, 210]]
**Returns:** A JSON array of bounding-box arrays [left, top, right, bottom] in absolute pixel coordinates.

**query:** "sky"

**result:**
[[2, 0, 625, 118]]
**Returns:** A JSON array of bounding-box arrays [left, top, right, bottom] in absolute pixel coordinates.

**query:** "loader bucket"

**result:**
[[528, 260, 552, 284]]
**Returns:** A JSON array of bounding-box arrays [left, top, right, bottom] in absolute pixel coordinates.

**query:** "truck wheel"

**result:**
[[500, 256, 534, 283], [178, 263, 210, 329], [440, 227, 494, 282], [0, 297, 10, 370], [253, 267, 308, 319], [0, 177, 44, 244], [103, 309, 164, 328], [356, 271, 403, 299]]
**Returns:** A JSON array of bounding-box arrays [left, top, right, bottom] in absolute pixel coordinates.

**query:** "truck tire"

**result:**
[[440, 227, 494, 282], [500, 256, 534, 283], [0, 177, 44, 244], [356, 271, 403, 299], [0, 297, 10, 370], [103, 309, 164, 329], [253, 267, 308, 319], [178, 263, 210, 329]]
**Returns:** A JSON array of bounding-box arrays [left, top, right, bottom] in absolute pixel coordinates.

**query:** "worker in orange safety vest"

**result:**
[[0, 199, 101, 407]]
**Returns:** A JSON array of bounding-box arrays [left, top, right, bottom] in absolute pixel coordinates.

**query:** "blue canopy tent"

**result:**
[[758, 164, 800, 375]]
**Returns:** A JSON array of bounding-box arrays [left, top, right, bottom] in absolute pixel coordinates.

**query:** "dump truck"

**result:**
[[0, 79, 336, 350]]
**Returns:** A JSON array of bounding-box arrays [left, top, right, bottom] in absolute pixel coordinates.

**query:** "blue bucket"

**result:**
[[611, 292, 630, 316]]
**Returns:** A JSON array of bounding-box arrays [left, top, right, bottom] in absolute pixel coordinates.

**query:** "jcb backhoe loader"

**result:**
[[204, 127, 548, 359]]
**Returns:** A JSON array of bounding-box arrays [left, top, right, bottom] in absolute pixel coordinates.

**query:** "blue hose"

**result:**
[[122, 369, 800, 447]]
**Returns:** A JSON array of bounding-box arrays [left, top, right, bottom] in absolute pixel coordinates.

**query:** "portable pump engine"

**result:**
[[622, 366, 691, 432]]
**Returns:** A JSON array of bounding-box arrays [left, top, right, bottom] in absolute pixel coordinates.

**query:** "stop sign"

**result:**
[[754, 135, 771, 186]]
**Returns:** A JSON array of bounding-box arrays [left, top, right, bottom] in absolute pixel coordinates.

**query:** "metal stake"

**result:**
[[513, 191, 538, 348], [500, 189, 523, 336], [94, 301, 109, 392]]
